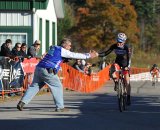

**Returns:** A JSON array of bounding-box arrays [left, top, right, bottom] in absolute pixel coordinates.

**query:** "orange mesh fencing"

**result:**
[[0, 59, 151, 99], [130, 67, 149, 74], [59, 64, 150, 93], [59, 63, 110, 93], [21, 64, 150, 94]]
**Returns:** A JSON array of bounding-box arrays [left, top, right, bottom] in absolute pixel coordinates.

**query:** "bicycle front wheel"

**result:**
[[117, 80, 124, 112], [123, 93, 127, 110]]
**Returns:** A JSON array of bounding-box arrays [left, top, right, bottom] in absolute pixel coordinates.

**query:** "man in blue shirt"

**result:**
[[17, 38, 98, 112]]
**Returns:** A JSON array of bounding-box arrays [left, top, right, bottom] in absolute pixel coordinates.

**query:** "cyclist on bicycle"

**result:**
[[150, 64, 159, 85], [98, 33, 131, 105]]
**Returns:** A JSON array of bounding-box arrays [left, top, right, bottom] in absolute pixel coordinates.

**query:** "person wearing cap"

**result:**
[[17, 38, 98, 112], [27, 40, 41, 58]]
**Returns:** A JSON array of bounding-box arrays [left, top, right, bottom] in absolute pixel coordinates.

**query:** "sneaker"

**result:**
[[55, 107, 69, 112], [17, 101, 25, 111], [152, 82, 155, 86]]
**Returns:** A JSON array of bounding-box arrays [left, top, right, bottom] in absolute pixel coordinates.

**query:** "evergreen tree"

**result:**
[[133, 0, 160, 52]]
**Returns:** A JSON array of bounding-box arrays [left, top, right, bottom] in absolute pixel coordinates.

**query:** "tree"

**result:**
[[132, 0, 160, 52], [71, 0, 139, 51]]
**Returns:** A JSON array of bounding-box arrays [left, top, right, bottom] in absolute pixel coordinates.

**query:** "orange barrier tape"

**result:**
[[59, 64, 150, 93], [59, 63, 110, 93], [130, 67, 149, 74], [4, 63, 150, 95]]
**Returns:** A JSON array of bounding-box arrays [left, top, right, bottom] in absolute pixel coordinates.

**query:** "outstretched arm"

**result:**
[[98, 45, 114, 57], [61, 48, 98, 59], [98, 49, 112, 57]]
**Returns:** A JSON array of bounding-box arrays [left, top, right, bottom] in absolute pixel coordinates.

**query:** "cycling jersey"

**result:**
[[150, 67, 159, 75], [98, 43, 130, 68]]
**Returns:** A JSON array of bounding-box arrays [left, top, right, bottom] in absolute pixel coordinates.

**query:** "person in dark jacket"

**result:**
[[12, 43, 22, 57], [0, 39, 13, 58], [20, 43, 28, 58], [98, 33, 131, 105], [72, 59, 84, 72]]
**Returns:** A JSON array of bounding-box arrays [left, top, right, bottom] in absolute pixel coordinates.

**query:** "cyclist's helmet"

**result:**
[[117, 33, 127, 43], [153, 64, 157, 68]]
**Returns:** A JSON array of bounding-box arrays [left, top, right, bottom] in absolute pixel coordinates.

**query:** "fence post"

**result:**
[[2, 89, 4, 100]]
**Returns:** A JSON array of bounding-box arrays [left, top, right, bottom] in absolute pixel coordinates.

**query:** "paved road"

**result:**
[[0, 80, 160, 130]]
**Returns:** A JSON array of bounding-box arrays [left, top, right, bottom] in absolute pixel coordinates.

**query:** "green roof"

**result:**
[[0, 0, 49, 10]]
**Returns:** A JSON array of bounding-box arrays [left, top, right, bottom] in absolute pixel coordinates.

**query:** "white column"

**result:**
[[49, 20, 52, 46], [55, 21, 57, 45], [42, 18, 46, 54], [33, 13, 39, 43]]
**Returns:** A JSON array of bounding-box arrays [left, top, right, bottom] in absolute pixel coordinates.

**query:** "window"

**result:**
[[0, 33, 27, 50]]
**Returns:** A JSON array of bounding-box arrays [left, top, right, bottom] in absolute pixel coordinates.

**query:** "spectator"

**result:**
[[27, 40, 41, 58], [12, 43, 22, 57], [0, 39, 13, 58], [80, 59, 86, 71], [20, 43, 28, 58], [84, 62, 92, 75], [72, 59, 84, 72]]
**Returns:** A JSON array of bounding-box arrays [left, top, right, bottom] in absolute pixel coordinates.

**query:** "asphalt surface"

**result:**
[[0, 80, 160, 130]]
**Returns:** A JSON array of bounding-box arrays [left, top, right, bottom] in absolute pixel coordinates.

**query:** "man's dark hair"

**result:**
[[5, 39, 12, 44]]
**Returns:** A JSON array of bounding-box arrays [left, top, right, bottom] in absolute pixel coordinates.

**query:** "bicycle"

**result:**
[[150, 70, 159, 87], [152, 74, 158, 87], [114, 67, 128, 112]]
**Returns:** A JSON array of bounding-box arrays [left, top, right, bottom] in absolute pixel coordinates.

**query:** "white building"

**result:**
[[0, 0, 64, 55]]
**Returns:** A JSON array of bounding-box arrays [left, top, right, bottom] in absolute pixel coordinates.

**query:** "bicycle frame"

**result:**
[[152, 76, 157, 87], [151, 72, 158, 87], [116, 69, 127, 112], [110, 63, 130, 112]]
